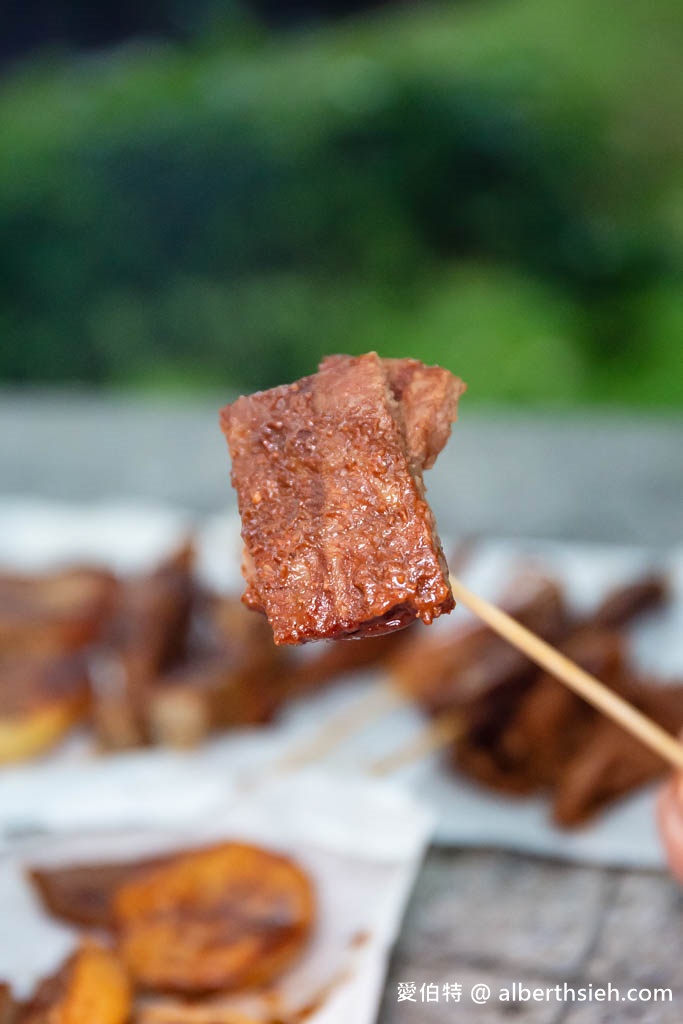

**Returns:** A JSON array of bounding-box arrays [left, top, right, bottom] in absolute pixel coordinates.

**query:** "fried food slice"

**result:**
[[0, 655, 89, 764], [114, 843, 315, 994], [221, 353, 463, 644], [28, 853, 174, 930], [18, 943, 131, 1024], [0, 568, 116, 658]]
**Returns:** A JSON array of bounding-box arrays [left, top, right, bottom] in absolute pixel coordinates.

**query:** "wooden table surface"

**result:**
[[2, 392, 682, 1022]]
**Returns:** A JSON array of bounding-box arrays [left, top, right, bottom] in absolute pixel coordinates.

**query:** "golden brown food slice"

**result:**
[[221, 353, 463, 644], [0, 703, 82, 766], [18, 943, 131, 1024], [89, 544, 194, 750], [114, 842, 315, 994], [28, 853, 174, 930], [0, 654, 89, 765], [0, 568, 116, 658]]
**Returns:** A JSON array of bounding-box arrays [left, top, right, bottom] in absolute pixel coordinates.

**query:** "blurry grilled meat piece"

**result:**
[[0, 568, 116, 659], [89, 545, 194, 750], [553, 679, 683, 826], [592, 573, 669, 630], [453, 629, 625, 795], [148, 592, 287, 747]]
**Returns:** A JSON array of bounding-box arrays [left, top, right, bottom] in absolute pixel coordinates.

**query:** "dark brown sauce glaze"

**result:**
[[221, 354, 464, 646]]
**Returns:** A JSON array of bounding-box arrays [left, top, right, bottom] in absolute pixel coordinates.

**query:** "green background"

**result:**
[[2, 0, 681, 404]]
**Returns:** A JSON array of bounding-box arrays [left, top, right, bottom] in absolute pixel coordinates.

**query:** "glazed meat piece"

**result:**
[[221, 353, 464, 645]]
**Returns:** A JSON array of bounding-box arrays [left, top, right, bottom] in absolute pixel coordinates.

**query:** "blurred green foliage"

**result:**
[[0, 0, 681, 403]]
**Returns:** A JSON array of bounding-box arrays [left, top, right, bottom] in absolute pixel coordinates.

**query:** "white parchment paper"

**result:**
[[0, 499, 681, 870], [0, 769, 432, 1024]]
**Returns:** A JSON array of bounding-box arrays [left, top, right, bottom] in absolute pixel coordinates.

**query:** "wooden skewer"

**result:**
[[371, 714, 463, 776], [252, 571, 683, 784], [448, 575, 683, 772], [260, 682, 403, 777]]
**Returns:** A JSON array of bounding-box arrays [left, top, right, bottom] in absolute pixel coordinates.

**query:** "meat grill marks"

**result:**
[[221, 353, 464, 645]]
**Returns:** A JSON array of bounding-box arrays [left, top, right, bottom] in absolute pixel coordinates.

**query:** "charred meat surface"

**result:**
[[221, 353, 464, 644]]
